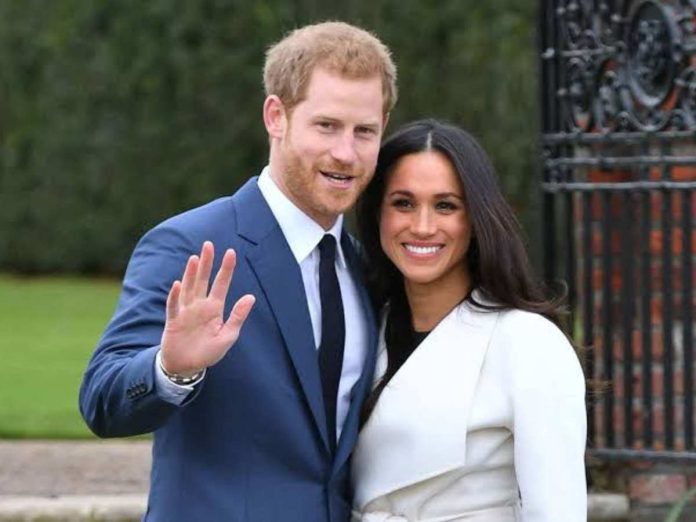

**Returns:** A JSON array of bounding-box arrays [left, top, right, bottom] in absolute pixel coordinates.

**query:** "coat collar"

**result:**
[[236, 178, 329, 448], [352, 295, 500, 508], [257, 167, 347, 267], [234, 178, 378, 464]]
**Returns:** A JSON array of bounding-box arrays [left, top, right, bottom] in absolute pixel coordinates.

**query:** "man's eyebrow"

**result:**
[[312, 115, 340, 122]]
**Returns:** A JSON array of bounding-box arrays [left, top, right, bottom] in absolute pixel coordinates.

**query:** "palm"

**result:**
[[163, 300, 228, 365], [160, 242, 255, 375]]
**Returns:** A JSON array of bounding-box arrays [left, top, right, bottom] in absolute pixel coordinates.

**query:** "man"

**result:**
[[79, 21, 397, 521]]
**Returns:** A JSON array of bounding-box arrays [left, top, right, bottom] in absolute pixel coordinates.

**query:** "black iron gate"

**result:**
[[540, 0, 696, 462]]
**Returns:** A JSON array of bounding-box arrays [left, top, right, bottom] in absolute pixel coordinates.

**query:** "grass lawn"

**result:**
[[0, 274, 122, 438]]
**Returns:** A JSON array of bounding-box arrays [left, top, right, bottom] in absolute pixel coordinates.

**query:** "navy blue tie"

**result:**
[[318, 235, 345, 453]]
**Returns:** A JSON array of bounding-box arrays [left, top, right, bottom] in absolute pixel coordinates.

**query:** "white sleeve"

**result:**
[[507, 315, 587, 522]]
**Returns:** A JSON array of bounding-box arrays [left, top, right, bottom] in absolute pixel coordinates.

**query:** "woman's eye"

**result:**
[[436, 201, 457, 211], [392, 199, 413, 209]]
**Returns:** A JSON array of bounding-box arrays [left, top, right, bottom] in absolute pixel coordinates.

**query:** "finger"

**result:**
[[222, 294, 255, 340], [166, 280, 182, 321], [209, 249, 237, 302], [180, 255, 199, 306], [194, 241, 215, 298]]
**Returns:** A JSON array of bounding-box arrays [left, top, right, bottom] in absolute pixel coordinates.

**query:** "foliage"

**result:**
[[0, 274, 120, 438], [0, 0, 539, 274]]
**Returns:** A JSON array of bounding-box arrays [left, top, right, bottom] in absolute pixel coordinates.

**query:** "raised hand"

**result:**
[[160, 241, 255, 377]]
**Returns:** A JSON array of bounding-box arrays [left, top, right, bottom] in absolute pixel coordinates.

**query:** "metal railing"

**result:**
[[540, 0, 696, 462]]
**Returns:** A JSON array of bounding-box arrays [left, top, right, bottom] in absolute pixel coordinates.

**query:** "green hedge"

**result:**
[[0, 0, 539, 274]]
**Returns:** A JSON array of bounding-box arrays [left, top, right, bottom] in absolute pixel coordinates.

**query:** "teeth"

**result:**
[[324, 172, 351, 181], [405, 244, 441, 254]]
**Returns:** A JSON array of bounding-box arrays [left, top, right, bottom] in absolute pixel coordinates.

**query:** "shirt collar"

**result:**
[[257, 166, 347, 267]]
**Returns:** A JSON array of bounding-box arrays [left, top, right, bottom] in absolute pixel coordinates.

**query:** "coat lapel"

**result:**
[[333, 234, 378, 472], [235, 179, 329, 451], [352, 298, 500, 509]]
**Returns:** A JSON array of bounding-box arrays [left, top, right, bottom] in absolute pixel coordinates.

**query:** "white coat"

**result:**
[[351, 296, 587, 521]]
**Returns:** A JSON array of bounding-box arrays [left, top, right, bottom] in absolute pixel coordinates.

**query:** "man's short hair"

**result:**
[[264, 21, 397, 115]]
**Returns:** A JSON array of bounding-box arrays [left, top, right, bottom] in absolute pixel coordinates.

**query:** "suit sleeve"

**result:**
[[506, 314, 587, 522], [78, 224, 204, 438]]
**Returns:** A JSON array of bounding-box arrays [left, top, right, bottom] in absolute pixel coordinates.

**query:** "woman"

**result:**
[[352, 120, 586, 521]]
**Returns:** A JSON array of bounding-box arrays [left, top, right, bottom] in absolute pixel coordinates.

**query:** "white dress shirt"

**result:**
[[157, 167, 369, 440]]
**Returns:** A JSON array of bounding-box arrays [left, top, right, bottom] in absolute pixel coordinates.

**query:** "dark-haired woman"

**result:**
[[351, 120, 587, 521]]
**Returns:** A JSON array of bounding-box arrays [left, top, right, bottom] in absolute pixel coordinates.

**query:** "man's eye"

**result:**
[[356, 127, 377, 136]]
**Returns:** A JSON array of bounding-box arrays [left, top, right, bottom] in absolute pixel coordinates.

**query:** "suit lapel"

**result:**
[[333, 234, 378, 472], [235, 179, 329, 451], [352, 298, 501, 509]]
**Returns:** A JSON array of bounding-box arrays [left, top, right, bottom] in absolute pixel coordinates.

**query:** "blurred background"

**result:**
[[0, 0, 539, 438]]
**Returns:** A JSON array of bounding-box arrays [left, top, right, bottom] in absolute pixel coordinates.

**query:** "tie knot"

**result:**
[[319, 234, 338, 262]]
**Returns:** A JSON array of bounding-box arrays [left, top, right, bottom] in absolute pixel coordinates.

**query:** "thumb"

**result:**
[[223, 294, 256, 340]]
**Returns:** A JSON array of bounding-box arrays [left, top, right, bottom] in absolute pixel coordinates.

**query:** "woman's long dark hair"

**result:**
[[357, 119, 567, 422]]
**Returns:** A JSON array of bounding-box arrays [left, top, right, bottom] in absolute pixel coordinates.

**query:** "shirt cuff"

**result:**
[[154, 350, 205, 405]]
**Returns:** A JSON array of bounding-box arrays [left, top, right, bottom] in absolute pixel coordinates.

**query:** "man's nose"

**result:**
[[330, 132, 358, 165]]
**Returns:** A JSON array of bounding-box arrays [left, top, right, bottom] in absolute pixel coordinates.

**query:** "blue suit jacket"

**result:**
[[79, 178, 378, 521]]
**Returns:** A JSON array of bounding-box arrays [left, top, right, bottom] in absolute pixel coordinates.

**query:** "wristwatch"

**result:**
[[159, 359, 205, 386]]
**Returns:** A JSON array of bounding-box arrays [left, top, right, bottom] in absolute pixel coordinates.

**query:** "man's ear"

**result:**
[[263, 95, 287, 139], [382, 112, 390, 133]]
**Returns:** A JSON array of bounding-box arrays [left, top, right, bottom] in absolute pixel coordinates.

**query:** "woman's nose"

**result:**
[[410, 208, 436, 236]]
